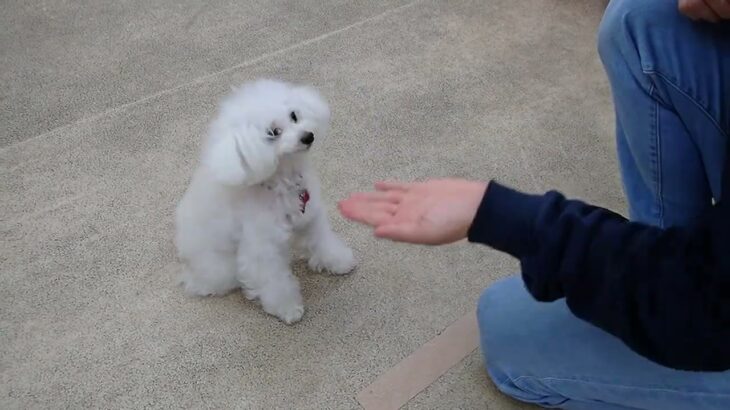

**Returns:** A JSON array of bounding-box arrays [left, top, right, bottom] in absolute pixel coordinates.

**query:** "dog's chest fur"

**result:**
[[262, 172, 313, 229]]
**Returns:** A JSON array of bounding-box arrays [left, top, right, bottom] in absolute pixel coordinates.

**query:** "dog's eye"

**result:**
[[266, 128, 282, 139], [290, 111, 298, 123]]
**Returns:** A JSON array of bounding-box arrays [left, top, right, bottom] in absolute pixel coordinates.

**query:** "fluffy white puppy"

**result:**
[[174, 79, 356, 324]]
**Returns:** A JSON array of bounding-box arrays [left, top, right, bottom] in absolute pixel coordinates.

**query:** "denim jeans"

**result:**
[[476, 0, 730, 409]]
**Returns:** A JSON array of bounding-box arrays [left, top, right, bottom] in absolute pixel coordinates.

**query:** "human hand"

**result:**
[[679, 0, 730, 22], [338, 179, 488, 245]]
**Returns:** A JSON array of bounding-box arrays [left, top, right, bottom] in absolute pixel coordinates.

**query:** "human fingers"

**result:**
[[706, 0, 730, 18], [679, 0, 721, 21], [346, 191, 404, 204], [374, 222, 423, 243], [338, 200, 397, 227], [375, 181, 413, 192]]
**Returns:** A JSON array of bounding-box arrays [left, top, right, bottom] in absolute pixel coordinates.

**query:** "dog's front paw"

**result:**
[[264, 301, 305, 325], [259, 283, 305, 324], [309, 242, 357, 275]]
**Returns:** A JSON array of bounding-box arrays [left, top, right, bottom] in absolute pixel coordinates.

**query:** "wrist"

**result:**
[[467, 181, 542, 257], [459, 180, 490, 238]]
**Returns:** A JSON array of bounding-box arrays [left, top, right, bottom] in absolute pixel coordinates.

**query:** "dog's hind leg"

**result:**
[[179, 250, 239, 296]]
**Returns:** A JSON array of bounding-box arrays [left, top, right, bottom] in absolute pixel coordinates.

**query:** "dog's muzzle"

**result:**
[[300, 132, 314, 147]]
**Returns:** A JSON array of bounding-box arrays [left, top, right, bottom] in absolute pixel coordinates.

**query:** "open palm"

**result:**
[[338, 179, 488, 245]]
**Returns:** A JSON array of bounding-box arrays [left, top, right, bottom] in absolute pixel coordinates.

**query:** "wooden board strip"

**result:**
[[356, 310, 480, 410]]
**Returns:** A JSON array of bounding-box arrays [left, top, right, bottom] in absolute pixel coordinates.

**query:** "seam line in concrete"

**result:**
[[1, 0, 424, 154]]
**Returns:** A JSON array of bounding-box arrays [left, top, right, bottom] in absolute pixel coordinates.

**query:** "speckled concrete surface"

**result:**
[[0, 0, 416, 147], [1, 0, 614, 408]]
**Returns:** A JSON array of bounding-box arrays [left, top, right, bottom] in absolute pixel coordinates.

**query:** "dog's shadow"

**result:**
[[183, 260, 352, 323], [168, 255, 355, 334], [291, 259, 353, 308]]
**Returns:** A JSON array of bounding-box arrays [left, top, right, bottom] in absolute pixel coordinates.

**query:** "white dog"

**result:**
[[174, 79, 356, 324]]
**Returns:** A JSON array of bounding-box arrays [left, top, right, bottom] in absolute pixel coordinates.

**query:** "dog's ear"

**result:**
[[201, 123, 279, 186]]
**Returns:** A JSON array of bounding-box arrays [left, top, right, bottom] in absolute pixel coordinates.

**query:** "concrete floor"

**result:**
[[1, 0, 619, 408]]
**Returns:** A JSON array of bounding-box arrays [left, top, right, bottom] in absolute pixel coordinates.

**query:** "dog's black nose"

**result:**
[[300, 132, 315, 145]]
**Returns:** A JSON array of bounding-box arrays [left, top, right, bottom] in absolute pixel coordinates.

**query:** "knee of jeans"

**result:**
[[597, 0, 633, 63], [477, 280, 570, 407], [476, 278, 514, 340], [597, 0, 674, 66], [476, 277, 525, 367], [477, 283, 514, 390]]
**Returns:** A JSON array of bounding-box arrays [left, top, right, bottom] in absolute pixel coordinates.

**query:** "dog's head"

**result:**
[[201, 79, 331, 186]]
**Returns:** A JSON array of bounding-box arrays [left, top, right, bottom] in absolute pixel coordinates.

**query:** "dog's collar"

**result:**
[[260, 182, 310, 214], [298, 189, 310, 213]]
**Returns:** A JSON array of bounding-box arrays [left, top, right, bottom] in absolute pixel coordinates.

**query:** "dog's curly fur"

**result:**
[[174, 79, 356, 324]]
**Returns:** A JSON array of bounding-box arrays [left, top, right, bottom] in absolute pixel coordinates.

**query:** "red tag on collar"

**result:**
[[299, 189, 310, 213]]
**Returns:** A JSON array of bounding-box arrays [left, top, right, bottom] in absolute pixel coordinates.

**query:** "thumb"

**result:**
[[374, 223, 421, 243]]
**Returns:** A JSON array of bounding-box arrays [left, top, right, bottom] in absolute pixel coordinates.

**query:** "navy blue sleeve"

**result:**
[[468, 181, 730, 371]]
